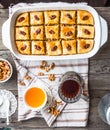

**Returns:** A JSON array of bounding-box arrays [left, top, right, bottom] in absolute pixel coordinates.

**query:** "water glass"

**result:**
[[98, 93, 110, 125]]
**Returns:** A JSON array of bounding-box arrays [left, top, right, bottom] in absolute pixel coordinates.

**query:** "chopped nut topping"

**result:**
[[0, 60, 11, 81], [21, 45, 27, 51], [48, 100, 62, 116], [45, 67, 50, 72], [34, 45, 41, 50], [38, 72, 44, 76], [39, 65, 45, 70], [0, 73, 3, 80], [49, 30, 55, 34], [83, 44, 90, 49], [36, 29, 41, 35], [19, 31, 26, 35], [49, 62, 55, 69], [18, 17, 25, 22], [82, 15, 89, 20], [41, 60, 47, 67], [48, 107, 55, 114], [34, 15, 40, 21], [53, 109, 60, 116], [0, 62, 3, 66], [49, 15, 56, 20], [0, 68, 2, 72], [56, 100, 63, 105], [39, 61, 56, 72], [84, 29, 91, 35], [66, 44, 71, 51], [24, 75, 31, 80], [66, 13, 72, 20], [65, 31, 73, 36], [51, 46, 57, 51], [48, 74, 55, 81], [18, 81, 25, 86]]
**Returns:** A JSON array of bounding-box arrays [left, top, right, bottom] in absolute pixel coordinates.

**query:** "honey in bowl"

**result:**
[[24, 87, 47, 110]]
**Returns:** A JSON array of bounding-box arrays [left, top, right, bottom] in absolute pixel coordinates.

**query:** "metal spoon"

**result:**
[[5, 99, 10, 125], [0, 96, 3, 106]]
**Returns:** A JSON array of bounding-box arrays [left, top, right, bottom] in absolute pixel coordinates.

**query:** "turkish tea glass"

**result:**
[[58, 71, 89, 103]]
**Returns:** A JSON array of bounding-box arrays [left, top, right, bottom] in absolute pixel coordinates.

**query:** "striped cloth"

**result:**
[[10, 2, 89, 127], [12, 56, 89, 127]]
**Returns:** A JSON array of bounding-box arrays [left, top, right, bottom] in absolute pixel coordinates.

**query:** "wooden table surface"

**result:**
[[0, 0, 108, 8], [0, 7, 110, 130]]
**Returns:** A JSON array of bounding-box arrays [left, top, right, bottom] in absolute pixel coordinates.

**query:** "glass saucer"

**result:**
[[0, 89, 17, 118]]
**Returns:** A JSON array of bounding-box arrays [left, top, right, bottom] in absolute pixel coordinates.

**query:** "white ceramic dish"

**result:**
[[0, 58, 13, 83], [0, 89, 17, 118], [2, 3, 108, 60]]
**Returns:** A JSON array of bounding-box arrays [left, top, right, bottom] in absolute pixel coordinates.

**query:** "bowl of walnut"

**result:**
[[0, 58, 13, 83]]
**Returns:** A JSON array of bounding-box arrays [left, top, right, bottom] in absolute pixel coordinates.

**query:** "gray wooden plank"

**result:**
[[0, 0, 108, 8]]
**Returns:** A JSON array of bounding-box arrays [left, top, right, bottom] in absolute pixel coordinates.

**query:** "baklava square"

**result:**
[[77, 25, 94, 39], [30, 26, 44, 40], [30, 11, 43, 25], [16, 13, 29, 26], [46, 40, 62, 55], [77, 39, 94, 54], [15, 27, 29, 40], [77, 10, 94, 25], [62, 40, 76, 55], [61, 11, 76, 24], [16, 41, 31, 55], [44, 11, 59, 24], [61, 25, 76, 39], [45, 25, 59, 39], [31, 41, 45, 55]]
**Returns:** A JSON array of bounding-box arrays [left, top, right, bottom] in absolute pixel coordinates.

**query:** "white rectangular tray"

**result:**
[[2, 3, 108, 60]]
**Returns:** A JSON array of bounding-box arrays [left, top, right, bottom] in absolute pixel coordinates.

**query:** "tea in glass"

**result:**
[[58, 71, 84, 103]]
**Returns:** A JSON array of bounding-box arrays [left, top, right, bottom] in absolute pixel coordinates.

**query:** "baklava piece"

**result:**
[[61, 11, 76, 24], [61, 25, 76, 39], [46, 40, 62, 55], [77, 10, 94, 25], [30, 26, 44, 40], [16, 41, 31, 55], [15, 27, 29, 40], [16, 13, 29, 26], [44, 11, 59, 24], [62, 40, 76, 55], [77, 39, 94, 54], [45, 25, 59, 39], [30, 11, 43, 25], [77, 25, 94, 39], [32, 41, 45, 55]]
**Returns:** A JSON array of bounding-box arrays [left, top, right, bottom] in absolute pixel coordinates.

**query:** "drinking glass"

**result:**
[[58, 71, 89, 103], [98, 93, 110, 125]]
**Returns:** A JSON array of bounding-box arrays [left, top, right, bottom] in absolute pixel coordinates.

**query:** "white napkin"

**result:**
[[12, 55, 89, 127], [10, 2, 89, 127]]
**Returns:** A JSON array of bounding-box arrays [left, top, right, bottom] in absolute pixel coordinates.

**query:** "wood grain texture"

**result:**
[[0, 7, 110, 130], [0, 0, 108, 8]]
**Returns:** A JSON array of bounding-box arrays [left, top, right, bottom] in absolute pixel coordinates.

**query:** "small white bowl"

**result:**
[[23, 86, 47, 111], [0, 58, 13, 83]]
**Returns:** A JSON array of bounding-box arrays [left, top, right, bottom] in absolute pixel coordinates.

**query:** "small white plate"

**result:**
[[0, 90, 17, 118]]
